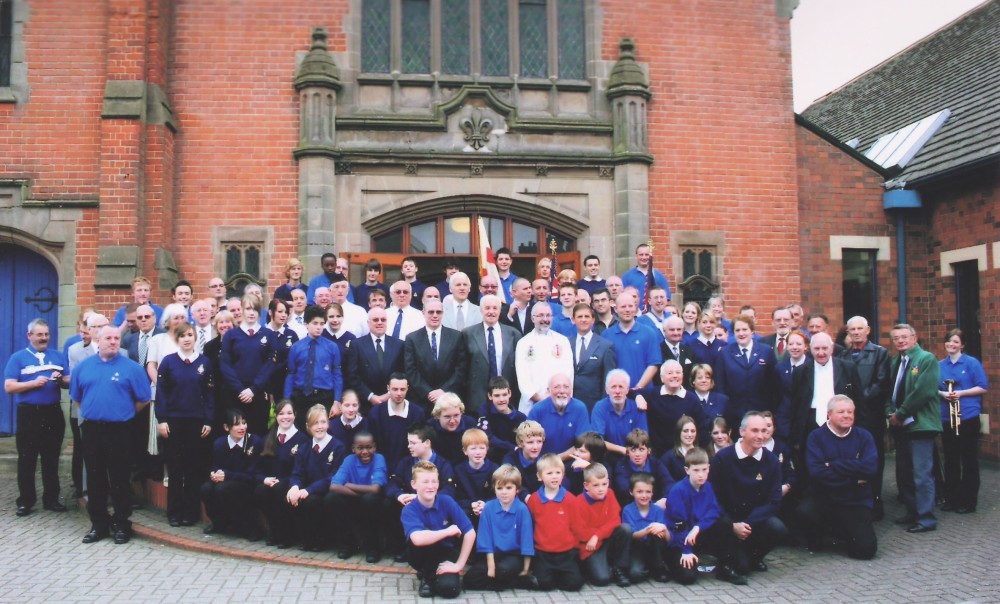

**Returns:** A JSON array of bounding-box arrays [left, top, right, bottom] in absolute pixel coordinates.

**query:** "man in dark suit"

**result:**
[[660, 315, 696, 387], [838, 315, 891, 516], [759, 307, 793, 363], [568, 303, 617, 410], [403, 299, 468, 415], [790, 332, 861, 477], [346, 307, 404, 413], [463, 295, 520, 415], [121, 304, 164, 366], [500, 277, 534, 335]]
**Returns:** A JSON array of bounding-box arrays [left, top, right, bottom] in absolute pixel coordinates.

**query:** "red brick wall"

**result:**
[[794, 125, 892, 338], [919, 170, 999, 459], [601, 0, 801, 323]]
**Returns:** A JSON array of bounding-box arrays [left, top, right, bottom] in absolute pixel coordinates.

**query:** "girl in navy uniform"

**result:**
[[200, 408, 263, 538], [322, 303, 356, 361], [328, 390, 369, 451], [285, 404, 346, 551], [662, 415, 699, 482], [253, 400, 308, 548], [690, 364, 728, 443], [156, 323, 215, 527], [264, 298, 299, 407], [220, 295, 277, 436]]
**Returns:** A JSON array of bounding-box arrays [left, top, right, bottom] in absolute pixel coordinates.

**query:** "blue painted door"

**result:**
[[0, 244, 60, 435]]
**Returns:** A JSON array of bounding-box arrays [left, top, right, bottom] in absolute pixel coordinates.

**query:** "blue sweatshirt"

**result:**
[[666, 478, 721, 555], [156, 353, 215, 422], [805, 425, 878, 508], [709, 443, 781, 526], [290, 437, 346, 495]]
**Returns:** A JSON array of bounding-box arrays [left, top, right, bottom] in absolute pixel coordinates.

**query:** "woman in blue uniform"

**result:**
[[253, 400, 308, 548], [220, 295, 277, 436]]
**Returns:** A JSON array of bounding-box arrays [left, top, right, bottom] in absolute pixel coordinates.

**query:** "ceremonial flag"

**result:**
[[477, 217, 507, 304]]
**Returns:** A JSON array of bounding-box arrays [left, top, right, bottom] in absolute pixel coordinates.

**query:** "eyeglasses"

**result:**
[[371, 318, 387, 322], [136, 315, 153, 319], [425, 310, 443, 315], [392, 290, 409, 295]]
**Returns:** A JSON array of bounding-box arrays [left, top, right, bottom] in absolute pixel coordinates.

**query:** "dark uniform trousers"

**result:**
[[16, 402, 65, 508], [81, 420, 134, 532]]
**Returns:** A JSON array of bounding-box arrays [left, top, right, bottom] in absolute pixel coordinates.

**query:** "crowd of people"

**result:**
[[4, 243, 989, 598]]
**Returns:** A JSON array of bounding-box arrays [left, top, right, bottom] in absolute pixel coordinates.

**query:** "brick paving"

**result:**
[[1, 437, 998, 603]]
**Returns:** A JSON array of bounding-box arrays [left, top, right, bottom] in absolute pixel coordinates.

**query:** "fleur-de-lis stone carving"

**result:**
[[460, 109, 493, 150]]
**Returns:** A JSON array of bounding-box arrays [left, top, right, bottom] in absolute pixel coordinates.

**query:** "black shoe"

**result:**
[[15, 505, 33, 517], [754, 560, 769, 572], [82, 529, 108, 544], [612, 568, 631, 587], [894, 514, 917, 525], [516, 574, 540, 590], [203, 523, 217, 535], [418, 579, 434, 598], [168, 517, 182, 528], [716, 565, 748, 586], [652, 571, 671, 583], [955, 507, 975, 514], [366, 552, 382, 564], [906, 524, 936, 534], [939, 502, 956, 512], [44, 502, 68, 512], [338, 546, 357, 560], [394, 552, 408, 563], [113, 528, 131, 544]]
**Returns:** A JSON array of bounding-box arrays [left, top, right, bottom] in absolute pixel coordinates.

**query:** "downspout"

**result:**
[[883, 188, 922, 324]]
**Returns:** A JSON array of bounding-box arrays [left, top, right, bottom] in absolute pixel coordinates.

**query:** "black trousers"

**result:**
[[464, 551, 524, 591], [290, 389, 334, 432], [288, 491, 333, 549], [163, 418, 207, 522], [254, 481, 294, 545], [533, 549, 584, 592], [324, 491, 384, 552], [720, 513, 787, 575], [581, 524, 632, 586], [69, 415, 85, 497], [200, 478, 254, 533], [666, 519, 736, 584], [16, 403, 64, 509], [628, 535, 668, 582], [942, 416, 981, 510], [796, 496, 877, 560], [81, 421, 133, 532], [408, 542, 464, 598], [860, 417, 887, 504]]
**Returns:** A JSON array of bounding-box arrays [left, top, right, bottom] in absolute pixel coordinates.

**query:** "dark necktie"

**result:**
[[278, 433, 286, 445], [578, 336, 588, 364], [138, 333, 148, 366], [313, 443, 320, 454], [392, 312, 403, 339], [375, 337, 384, 369], [777, 336, 785, 356], [742, 347, 750, 364], [184, 358, 191, 365], [233, 444, 242, 452], [487, 327, 498, 377], [305, 338, 317, 391], [431, 331, 438, 360], [248, 329, 255, 336]]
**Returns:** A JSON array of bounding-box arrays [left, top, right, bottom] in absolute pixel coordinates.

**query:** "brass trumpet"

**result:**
[[944, 379, 960, 435]]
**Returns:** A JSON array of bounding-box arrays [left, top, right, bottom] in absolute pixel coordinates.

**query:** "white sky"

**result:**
[[791, 0, 987, 112]]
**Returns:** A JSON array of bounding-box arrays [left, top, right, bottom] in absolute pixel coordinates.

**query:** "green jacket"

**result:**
[[885, 343, 941, 434]]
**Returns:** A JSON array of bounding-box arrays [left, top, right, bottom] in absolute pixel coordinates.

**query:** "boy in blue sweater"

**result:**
[[621, 473, 671, 583], [666, 448, 744, 585], [476, 377, 527, 463], [452, 428, 498, 527]]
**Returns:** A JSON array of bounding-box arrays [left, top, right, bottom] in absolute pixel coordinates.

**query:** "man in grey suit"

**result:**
[[759, 307, 794, 363], [463, 295, 520, 415], [568, 303, 617, 411], [838, 315, 891, 516], [121, 304, 165, 366], [442, 272, 482, 330], [404, 299, 468, 415]]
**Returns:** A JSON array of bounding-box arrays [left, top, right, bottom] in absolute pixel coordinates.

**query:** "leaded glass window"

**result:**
[[401, 0, 431, 73], [0, 0, 11, 87], [519, 0, 548, 78], [441, 0, 470, 75], [480, 2, 509, 76], [361, 0, 390, 73], [557, 0, 585, 80]]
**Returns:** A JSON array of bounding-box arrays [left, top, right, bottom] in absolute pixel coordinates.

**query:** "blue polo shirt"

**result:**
[[306, 273, 353, 305], [4, 347, 66, 405], [70, 354, 151, 422], [527, 397, 591, 455], [939, 354, 988, 421], [498, 272, 518, 304], [401, 493, 474, 546], [476, 497, 535, 555], [602, 322, 663, 387], [621, 267, 671, 308], [621, 501, 667, 542], [331, 452, 388, 487], [590, 396, 649, 448]]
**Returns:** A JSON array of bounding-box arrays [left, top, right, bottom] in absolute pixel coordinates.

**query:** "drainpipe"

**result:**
[[883, 188, 923, 324]]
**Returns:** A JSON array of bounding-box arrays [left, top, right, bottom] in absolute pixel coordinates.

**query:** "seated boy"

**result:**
[[666, 447, 746, 585], [613, 429, 674, 507], [464, 464, 537, 591], [401, 461, 476, 599], [476, 376, 527, 463], [453, 428, 499, 526], [324, 431, 387, 563], [572, 463, 632, 587], [621, 472, 671, 583], [526, 453, 584, 592], [502, 420, 545, 500], [386, 424, 457, 557]]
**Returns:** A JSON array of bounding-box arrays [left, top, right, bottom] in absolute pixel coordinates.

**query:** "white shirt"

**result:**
[[811, 360, 836, 426], [734, 438, 764, 461], [340, 415, 363, 428], [483, 322, 504, 367], [339, 301, 370, 338], [386, 305, 423, 340], [311, 434, 333, 451], [514, 329, 573, 413], [386, 399, 412, 418]]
